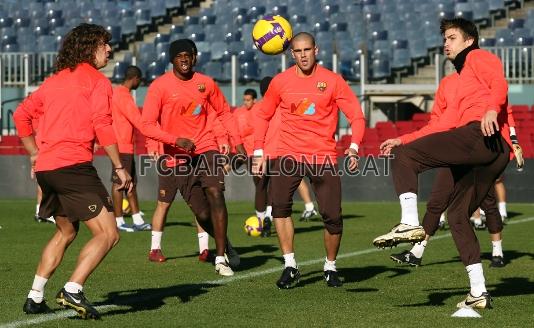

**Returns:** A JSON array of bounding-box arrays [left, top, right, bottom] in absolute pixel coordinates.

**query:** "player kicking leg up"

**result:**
[[15, 23, 132, 319], [391, 169, 506, 268]]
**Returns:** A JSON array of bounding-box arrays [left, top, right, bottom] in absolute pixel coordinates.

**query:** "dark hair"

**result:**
[[55, 23, 111, 72], [259, 76, 272, 96], [290, 32, 316, 48], [440, 17, 478, 46], [124, 65, 142, 81], [244, 88, 257, 99]]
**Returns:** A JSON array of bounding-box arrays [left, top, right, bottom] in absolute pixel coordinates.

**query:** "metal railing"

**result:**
[[0, 53, 57, 87]]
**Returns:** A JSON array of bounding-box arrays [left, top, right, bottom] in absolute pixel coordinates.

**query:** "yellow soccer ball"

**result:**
[[122, 198, 131, 215], [252, 15, 293, 55], [244, 216, 263, 237]]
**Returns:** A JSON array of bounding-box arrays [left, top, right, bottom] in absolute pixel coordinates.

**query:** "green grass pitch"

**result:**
[[1, 200, 533, 327]]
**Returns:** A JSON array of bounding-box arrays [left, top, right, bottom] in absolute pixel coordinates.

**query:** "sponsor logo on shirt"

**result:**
[[290, 98, 316, 116], [181, 101, 202, 116], [316, 81, 327, 92]]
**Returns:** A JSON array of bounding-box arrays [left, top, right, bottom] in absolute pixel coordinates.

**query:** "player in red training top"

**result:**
[[110, 65, 152, 232], [14, 24, 132, 319], [376, 18, 512, 309], [141, 39, 245, 276], [252, 32, 365, 289]]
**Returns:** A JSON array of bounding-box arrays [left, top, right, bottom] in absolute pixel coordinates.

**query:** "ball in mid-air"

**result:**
[[252, 15, 293, 55]]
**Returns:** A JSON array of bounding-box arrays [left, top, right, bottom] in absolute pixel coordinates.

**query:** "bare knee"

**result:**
[[205, 187, 224, 202]]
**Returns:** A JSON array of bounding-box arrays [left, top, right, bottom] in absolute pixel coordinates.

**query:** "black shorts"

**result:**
[[36, 162, 113, 222], [269, 157, 343, 234], [111, 153, 136, 185], [157, 151, 225, 205]]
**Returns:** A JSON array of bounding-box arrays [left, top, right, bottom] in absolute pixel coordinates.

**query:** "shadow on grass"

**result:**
[[421, 249, 534, 268], [399, 277, 534, 307], [166, 244, 281, 270], [296, 266, 410, 289], [98, 283, 220, 317]]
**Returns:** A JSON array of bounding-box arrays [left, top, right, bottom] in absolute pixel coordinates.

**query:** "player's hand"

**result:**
[[513, 143, 524, 170], [115, 168, 133, 193], [235, 144, 247, 156], [148, 150, 160, 161], [481, 110, 499, 136], [175, 138, 195, 152], [344, 148, 359, 172], [252, 155, 265, 175], [29, 151, 38, 179], [380, 138, 401, 156], [219, 143, 230, 155]]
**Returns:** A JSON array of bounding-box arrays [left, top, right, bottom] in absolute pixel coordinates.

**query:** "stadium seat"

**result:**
[[112, 61, 129, 83], [370, 53, 390, 80], [480, 37, 497, 47], [512, 105, 530, 112], [412, 113, 431, 121], [392, 48, 411, 70], [240, 61, 260, 82]]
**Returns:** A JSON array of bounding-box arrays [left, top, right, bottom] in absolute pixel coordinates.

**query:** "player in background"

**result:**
[[235, 81, 318, 236], [252, 32, 365, 288], [15, 23, 131, 319], [142, 39, 245, 276], [377, 18, 513, 309], [110, 65, 152, 232]]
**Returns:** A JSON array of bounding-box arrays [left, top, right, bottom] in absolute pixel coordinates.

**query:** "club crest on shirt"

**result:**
[[317, 81, 327, 92], [197, 83, 206, 93], [290, 98, 316, 116]]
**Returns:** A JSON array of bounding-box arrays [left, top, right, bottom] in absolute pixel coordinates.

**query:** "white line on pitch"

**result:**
[[2, 216, 533, 328]]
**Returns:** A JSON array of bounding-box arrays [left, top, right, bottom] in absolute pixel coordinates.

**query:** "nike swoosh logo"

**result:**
[[290, 272, 295, 278], [394, 228, 422, 233], [465, 299, 483, 306], [72, 298, 82, 304]]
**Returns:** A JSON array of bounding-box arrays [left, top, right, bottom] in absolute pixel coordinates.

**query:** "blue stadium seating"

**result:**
[[0, 0, 528, 83]]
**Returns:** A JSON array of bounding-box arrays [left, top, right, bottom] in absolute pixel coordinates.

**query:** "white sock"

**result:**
[[305, 202, 314, 212], [492, 240, 503, 257], [215, 255, 226, 265], [410, 240, 427, 258], [479, 209, 485, 216], [198, 232, 209, 253], [439, 213, 446, 222], [283, 253, 297, 268], [498, 202, 507, 217], [64, 282, 83, 294], [399, 192, 419, 226], [151, 231, 163, 250], [36, 204, 40, 215], [256, 211, 266, 220], [132, 212, 144, 225], [466, 263, 487, 297], [324, 257, 336, 271], [116, 216, 125, 226], [265, 206, 272, 218], [27, 275, 48, 302]]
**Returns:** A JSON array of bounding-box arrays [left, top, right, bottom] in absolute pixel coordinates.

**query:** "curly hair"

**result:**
[[55, 23, 111, 72]]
